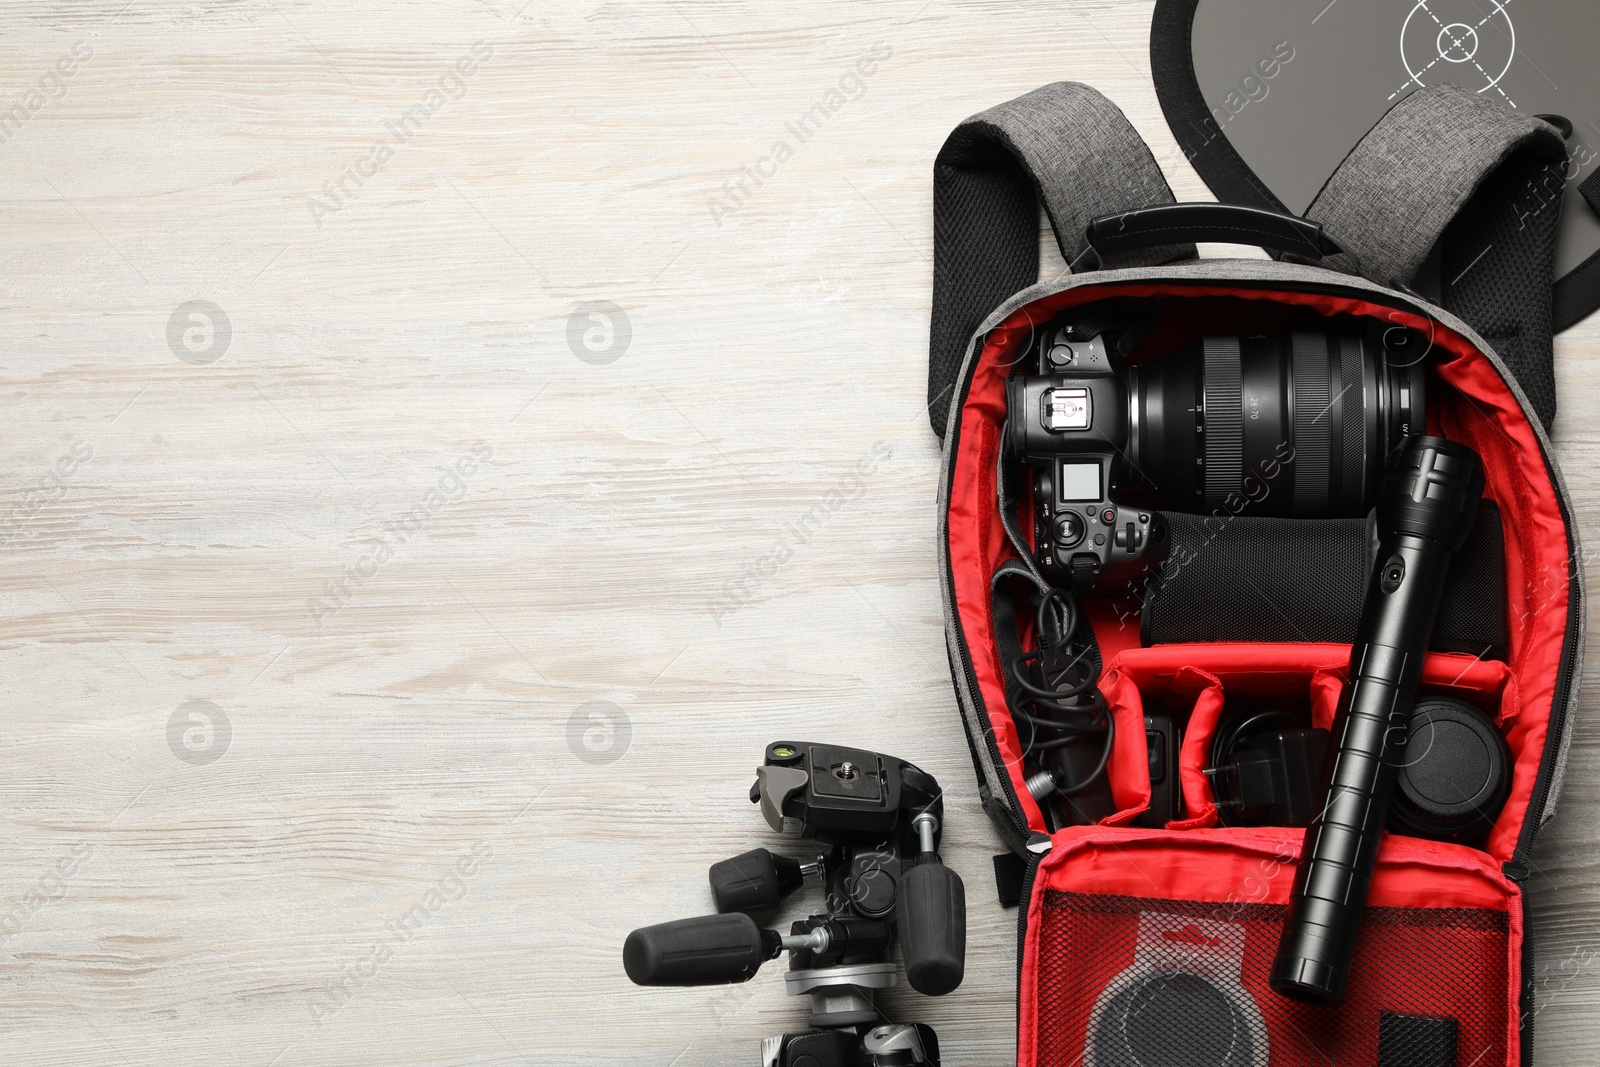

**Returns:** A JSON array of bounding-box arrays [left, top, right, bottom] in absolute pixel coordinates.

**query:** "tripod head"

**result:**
[[623, 741, 967, 1066]]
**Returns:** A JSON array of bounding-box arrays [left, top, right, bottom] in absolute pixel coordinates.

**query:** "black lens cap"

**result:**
[[1390, 698, 1511, 846]]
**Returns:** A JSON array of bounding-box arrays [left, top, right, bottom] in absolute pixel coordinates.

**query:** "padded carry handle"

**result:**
[[1074, 203, 1341, 271]]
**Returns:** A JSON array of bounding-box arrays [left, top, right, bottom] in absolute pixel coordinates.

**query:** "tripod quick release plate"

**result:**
[[752, 742, 943, 845]]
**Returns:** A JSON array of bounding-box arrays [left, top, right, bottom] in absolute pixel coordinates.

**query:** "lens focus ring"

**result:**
[[1291, 332, 1331, 516], [1202, 336, 1243, 508], [1339, 330, 1366, 513]]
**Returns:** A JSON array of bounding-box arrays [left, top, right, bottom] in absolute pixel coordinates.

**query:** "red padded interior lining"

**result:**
[[946, 281, 1571, 862]]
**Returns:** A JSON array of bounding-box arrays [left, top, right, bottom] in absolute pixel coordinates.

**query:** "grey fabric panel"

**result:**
[[1304, 84, 1567, 426], [967, 82, 1196, 270], [1305, 85, 1567, 288]]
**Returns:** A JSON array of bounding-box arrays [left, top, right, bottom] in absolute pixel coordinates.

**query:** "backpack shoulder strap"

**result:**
[[929, 82, 1194, 437], [1303, 85, 1569, 428], [1582, 167, 1600, 221]]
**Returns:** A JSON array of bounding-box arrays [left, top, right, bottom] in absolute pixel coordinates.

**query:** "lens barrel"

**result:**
[[1129, 323, 1425, 517]]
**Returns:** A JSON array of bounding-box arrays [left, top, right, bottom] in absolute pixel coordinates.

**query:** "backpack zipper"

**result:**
[[1015, 848, 1042, 1058]]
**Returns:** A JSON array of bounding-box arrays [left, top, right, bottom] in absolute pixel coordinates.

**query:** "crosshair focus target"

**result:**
[[1436, 23, 1479, 63], [1400, 0, 1516, 104]]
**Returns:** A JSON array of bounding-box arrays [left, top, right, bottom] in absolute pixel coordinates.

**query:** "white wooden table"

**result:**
[[0, 2, 1595, 1064]]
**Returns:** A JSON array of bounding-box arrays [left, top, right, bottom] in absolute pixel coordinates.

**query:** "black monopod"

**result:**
[[1270, 435, 1484, 1003]]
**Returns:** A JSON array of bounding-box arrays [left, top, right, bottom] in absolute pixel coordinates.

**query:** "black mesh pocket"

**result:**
[[1141, 504, 1507, 658], [1035, 891, 1509, 1067]]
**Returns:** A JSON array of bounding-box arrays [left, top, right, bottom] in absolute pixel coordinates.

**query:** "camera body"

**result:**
[[1006, 317, 1427, 590], [1006, 330, 1159, 590]]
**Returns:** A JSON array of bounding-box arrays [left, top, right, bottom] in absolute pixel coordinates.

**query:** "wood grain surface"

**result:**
[[0, 2, 1594, 1064]]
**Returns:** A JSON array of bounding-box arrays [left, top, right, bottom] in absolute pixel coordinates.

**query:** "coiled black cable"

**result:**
[[995, 420, 1114, 798], [1006, 587, 1115, 794]]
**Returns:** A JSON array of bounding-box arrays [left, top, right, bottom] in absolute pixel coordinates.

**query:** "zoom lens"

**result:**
[[1129, 323, 1425, 517]]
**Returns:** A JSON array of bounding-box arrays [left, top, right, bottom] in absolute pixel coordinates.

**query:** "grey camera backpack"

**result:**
[[930, 81, 1582, 1066]]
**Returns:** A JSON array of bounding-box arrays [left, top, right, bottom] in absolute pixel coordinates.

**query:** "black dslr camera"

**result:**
[[1005, 316, 1427, 589], [624, 742, 966, 1066]]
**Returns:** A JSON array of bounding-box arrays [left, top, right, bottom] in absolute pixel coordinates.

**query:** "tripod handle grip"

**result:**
[[709, 848, 804, 913], [900, 859, 967, 996], [623, 913, 777, 987]]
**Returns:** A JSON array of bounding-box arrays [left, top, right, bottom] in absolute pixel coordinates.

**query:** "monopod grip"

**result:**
[[623, 913, 776, 987], [900, 859, 967, 996]]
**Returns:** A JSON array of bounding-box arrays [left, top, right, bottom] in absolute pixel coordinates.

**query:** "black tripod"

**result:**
[[624, 742, 966, 1066]]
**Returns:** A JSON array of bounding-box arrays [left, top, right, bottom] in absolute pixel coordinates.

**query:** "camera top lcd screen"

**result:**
[[1057, 461, 1102, 504]]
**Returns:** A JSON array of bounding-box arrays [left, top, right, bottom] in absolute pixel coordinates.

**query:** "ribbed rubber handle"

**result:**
[[709, 848, 802, 913], [900, 860, 967, 996], [623, 913, 773, 987]]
